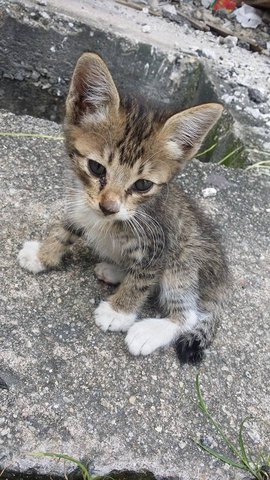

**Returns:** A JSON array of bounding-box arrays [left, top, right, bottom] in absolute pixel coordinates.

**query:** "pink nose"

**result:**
[[99, 200, 120, 216]]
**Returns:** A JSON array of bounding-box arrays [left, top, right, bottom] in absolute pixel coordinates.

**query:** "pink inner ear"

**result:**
[[67, 54, 120, 125]]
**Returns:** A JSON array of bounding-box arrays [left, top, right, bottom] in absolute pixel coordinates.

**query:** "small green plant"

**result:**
[[194, 375, 270, 480], [30, 452, 95, 480]]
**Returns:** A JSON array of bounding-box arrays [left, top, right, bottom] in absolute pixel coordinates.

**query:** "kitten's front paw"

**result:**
[[94, 262, 125, 285], [125, 318, 180, 356], [94, 301, 136, 332], [18, 240, 46, 273]]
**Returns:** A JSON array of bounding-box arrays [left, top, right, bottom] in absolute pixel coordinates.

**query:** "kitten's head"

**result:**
[[65, 53, 223, 222]]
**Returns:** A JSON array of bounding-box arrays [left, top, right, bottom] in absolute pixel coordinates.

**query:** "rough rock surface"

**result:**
[[1, 0, 270, 166], [0, 110, 269, 479]]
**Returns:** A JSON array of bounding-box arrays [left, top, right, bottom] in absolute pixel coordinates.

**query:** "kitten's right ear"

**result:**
[[66, 53, 120, 125], [160, 103, 223, 168]]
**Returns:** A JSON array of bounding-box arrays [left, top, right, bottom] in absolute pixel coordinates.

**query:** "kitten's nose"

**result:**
[[99, 201, 120, 216]]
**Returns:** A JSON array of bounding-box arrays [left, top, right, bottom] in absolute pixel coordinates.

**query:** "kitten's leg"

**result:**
[[94, 269, 157, 332], [18, 223, 81, 273], [94, 262, 126, 285], [125, 269, 202, 356], [126, 282, 219, 360]]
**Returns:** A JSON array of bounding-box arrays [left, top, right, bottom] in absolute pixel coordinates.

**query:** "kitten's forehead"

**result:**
[[105, 147, 144, 183], [116, 102, 155, 168], [71, 102, 156, 159]]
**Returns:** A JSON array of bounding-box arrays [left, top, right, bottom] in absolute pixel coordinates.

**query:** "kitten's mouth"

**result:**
[[97, 203, 130, 221], [88, 205, 129, 223]]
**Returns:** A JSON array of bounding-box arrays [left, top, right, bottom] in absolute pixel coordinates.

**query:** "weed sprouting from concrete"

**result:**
[[30, 453, 94, 480], [194, 374, 270, 480], [29, 453, 154, 480]]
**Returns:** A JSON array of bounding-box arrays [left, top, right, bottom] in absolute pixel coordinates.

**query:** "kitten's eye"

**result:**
[[88, 159, 106, 177], [133, 179, 153, 193]]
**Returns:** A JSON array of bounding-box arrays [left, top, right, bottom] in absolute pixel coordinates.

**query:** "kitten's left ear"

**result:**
[[66, 52, 120, 125], [160, 103, 223, 166]]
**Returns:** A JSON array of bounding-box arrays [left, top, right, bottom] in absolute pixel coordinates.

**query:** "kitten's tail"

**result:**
[[174, 311, 218, 364]]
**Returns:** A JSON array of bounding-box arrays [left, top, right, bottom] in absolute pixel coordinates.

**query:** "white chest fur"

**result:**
[[68, 202, 125, 263]]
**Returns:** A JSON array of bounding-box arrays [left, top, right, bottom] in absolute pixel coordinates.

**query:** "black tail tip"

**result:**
[[175, 336, 206, 364]]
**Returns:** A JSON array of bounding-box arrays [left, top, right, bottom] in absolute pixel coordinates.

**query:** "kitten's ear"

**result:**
[[66, 52, 120, 124], [160, 103, 223, 166]]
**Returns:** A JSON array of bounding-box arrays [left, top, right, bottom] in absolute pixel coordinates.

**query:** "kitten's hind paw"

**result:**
[[94, 301, 136, 332], [126, 318, 180, 356], [94, 262, 125, 285], [18, 240, 46, 273]]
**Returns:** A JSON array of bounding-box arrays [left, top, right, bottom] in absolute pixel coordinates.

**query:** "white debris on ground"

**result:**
[[234, 4, 263, 28], [202, 187, 218, 197]]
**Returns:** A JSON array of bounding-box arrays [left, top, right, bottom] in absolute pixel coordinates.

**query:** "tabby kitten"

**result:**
[[18, 53, 228, 362]]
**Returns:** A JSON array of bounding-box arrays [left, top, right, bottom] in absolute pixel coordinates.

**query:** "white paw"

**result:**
[[94, 301, 136, 332], [125, 318, 180, 356], [94, 262, 125, 285], [18, 240, 46, 274]]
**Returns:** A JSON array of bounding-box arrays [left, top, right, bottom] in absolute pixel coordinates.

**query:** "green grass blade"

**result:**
[[196, 143, 217, 158], [0, 131, 64, 140], [195, 373, 208, 412], [195, 375, 241, 459], [217, 146, 243, 165], [238, 417, 257, 475], [30, 452, 92, 480], [194, 440, 246, 470]]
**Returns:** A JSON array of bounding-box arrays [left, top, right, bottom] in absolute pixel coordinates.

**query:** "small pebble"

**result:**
[[129, 396, 136, 405], [162, 4, 177, 15], [40, 11, 50, 20], [142, 24, 151, 33], [248, 87, 267, 104], [220, 35, 238, 48], [246, 106, 261, 119], [179, 441, 187, 449], [202, 187, 217, 198], [193, 10, 203, 20]]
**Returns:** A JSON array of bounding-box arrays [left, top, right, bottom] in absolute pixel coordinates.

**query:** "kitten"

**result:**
[[18, 52, 228, 363]]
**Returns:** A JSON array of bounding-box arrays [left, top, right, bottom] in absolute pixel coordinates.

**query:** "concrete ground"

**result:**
[[0, 110, 269, 479]]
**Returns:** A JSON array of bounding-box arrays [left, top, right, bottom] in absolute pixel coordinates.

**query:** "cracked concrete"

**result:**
[[0, 110, 269, 479]]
